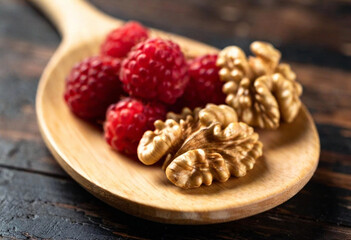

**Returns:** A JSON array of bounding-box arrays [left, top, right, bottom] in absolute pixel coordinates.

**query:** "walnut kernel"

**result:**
[[137, 104, 263, 189], [217, 41, 303, 129]]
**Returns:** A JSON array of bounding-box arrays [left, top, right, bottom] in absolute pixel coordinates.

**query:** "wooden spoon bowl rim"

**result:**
[[36, 34, 320, 224]]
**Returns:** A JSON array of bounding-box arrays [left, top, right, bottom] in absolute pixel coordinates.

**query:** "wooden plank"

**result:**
[[0, 168, 350, 240], [318, 151, 351, 174], [317, 124, 351, 156], [0, 168, 117, 240], [0, 0, 350, 237], [0, 137, 67, 177], [0, 0, 61, 177], [276, 174, 351, 226], [295, 63, 351, 128], [1, 0, 59, 46], [0, 36, 65, 176]]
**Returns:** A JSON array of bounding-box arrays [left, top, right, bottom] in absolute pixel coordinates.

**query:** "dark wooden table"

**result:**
[[1, 0, 350, 239]]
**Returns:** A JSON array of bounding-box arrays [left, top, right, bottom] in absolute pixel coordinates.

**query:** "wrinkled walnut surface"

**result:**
[[217, 41, 303, 129], [138, 104, 263, 189]]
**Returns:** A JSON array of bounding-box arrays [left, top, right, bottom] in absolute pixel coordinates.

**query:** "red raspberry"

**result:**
[[120, 38, 189, 104], [64, 56, 123, 120], [177, 54, 225, 109], [104, 97, 166, 154], [101, 21, 149, 58]]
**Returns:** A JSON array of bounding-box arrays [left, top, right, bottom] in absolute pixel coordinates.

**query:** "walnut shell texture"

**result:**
[[137, 104, 263, 189], [217, 41, 303, 129]]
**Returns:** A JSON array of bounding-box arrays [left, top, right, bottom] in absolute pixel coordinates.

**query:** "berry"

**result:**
[[178, 54, 225, 109], [120, 38, 189, 104], [64, 56, 123, 120], [101, 21, 149, 58], [104, 97, 166, 154]]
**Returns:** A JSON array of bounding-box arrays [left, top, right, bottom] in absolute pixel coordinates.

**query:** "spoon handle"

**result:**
[[29, 0, 122, 41]]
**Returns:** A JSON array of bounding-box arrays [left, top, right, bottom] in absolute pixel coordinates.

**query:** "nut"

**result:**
[[138, 119, 183, 165], [166, 122, 263, 189], [137, 104, 263, 189], [272, 73, 302, 123], [217, 46, 252, 83], [217, 41, 303, 129], [249, 41, 281, 76]]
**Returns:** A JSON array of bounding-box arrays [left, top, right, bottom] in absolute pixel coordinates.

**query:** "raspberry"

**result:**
[[177, 54, 225, 109], [101, 21, 149, 58], [104, 97, 166, 154], [64, 56, 123, 120], [120, 38, 189, 104]]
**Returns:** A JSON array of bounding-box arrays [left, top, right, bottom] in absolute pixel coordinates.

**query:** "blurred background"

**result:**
[[0, 0, 350, 239], [90, 0, 351, 67]]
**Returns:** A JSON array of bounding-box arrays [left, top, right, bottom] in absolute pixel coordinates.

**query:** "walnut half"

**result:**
[[137, 104, 263, 189], [217, 41, 303, 129]]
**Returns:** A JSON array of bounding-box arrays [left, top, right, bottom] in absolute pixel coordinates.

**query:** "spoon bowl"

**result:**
[[33, 0, 320, 224]]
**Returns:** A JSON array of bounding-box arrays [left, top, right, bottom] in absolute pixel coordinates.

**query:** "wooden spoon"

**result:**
[[32, 0, 320, 224]]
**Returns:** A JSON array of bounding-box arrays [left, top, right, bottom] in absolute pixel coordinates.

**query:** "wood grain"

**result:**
[[30, 0, 320, 224], [1, 168, 350, 239], [0, 0, 350, 238]]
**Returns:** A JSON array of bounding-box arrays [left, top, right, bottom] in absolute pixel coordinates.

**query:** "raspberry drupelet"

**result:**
[[120, 38, 189, 104], [64, 56, 123, 120], [101, 21, 149, 58], [178, 54, 226, 109], [104, 97, 166, 154]]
